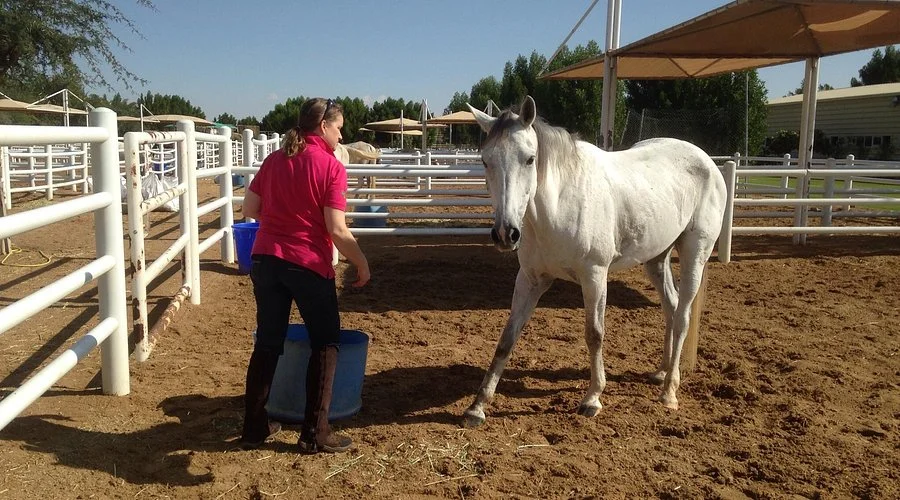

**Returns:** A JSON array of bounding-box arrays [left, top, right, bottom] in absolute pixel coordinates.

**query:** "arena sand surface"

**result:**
[[0, 182, 897, 499]]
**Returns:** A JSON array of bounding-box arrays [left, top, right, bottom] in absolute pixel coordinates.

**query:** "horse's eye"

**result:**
[[526, 156, 535, 166]]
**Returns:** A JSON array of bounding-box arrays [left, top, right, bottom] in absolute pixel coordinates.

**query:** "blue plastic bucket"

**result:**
[[265, 324, 369, 422], [352, 205, 388, 228], [232, 222, 259, 274]]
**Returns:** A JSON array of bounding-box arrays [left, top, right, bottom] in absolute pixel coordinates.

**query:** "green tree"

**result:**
[[238, 116, 260, 126], [214, 112, 237, 125], [261, 96, 305, 134], [0, 0, 155, 91], [444, 91, 479, 147], [336, 96, 370, 142], [532, 41, 608, 143], [499, 52, 547, 107], [788, 81, 834, 96], [469, 77, 501, 112], [444, 91, 469, 115], [492, 42, 616, 145], [623, 71, 768, 155], [851, 45, 900, 86], [139, 92, 205, 118]]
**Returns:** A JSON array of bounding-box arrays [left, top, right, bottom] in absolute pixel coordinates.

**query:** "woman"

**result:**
[[240, 97, 370, 453]]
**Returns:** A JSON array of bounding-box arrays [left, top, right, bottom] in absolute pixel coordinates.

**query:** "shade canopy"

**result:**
[[362, 117, 447, 132], [0, 98, 88, 115], [151, 114, 214, 125], [25, 103, 88, 115], [359, 126, 423, 136], [542, 0, 900, 80], [118, 115, 159, 123], [0, 97, 32, 112], [428, 110, 478, 125], [362, 117, 422, 131]]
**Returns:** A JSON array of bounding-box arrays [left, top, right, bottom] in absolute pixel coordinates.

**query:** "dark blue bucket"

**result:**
[[352, 205, 388, 228], [232, 222, 259, 274], [265, 324, 369, 422]]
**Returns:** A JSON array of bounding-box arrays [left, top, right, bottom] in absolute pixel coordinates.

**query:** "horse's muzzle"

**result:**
[[491, 226, 520, 251]]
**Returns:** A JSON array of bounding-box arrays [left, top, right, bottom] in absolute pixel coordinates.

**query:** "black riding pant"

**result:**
[[250, 254, 340, 355]]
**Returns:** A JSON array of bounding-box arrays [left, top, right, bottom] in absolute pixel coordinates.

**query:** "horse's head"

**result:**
[[468, 95, 539, 252]]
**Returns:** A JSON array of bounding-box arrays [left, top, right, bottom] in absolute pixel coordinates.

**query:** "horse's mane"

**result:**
[[485, 110, 582, 172]]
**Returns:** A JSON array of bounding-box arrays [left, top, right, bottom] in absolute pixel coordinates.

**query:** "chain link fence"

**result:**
[[618, 108, 745, 156]]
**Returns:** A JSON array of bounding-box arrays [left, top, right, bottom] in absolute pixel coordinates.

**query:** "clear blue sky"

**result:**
[[95, 0, 879, 120]]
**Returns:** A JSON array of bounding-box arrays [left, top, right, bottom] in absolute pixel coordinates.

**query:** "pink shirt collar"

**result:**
[[304, 134, 333, 153]]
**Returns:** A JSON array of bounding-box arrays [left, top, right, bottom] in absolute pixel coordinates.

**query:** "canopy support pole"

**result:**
[[795, 57, 819, 245], [599, 0, 622, 150]]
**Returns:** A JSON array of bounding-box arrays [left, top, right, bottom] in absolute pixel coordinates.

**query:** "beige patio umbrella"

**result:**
[[361, 117, 423, 131], [151, 114, 214, 125], [429, 110, 479, 146], [359, 127, 423, 136], [428, 110, 478, 125]]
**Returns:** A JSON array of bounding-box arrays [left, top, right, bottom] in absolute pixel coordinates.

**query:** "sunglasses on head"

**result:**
[[322, 98, 336, 121]]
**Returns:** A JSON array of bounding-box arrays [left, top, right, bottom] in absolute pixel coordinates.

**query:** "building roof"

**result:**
[[767, 82, 900, 105]]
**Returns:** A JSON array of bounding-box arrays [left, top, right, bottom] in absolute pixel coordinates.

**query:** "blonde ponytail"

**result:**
[[282, 126, 307, 156]]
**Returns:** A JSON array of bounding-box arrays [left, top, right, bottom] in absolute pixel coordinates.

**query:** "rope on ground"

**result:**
[[0, 244, 52, 267]]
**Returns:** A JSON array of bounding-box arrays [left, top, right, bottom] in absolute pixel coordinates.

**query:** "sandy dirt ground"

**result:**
[[0, 182, 898, 499]]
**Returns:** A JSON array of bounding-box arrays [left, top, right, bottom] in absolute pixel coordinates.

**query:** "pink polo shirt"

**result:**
[[248, 135, 347, 279]]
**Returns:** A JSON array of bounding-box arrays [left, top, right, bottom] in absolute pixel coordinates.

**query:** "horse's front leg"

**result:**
[[578, 266, 609, 417], [463, 269, 552, 428]]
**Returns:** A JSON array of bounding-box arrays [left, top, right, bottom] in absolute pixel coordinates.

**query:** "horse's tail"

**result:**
[[682, 263, 708, 373]]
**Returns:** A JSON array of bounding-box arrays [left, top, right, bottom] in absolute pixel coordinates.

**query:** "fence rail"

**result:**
[[0, 109, 129, 431]]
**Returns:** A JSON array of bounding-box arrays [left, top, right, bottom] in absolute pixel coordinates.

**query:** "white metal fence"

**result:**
[[2, 118, 899, 429], [123, 122, 235, 362], [1, 144, 90, 208], [0, 109, 129, 431]]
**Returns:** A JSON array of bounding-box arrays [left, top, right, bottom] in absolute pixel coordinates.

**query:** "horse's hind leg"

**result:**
[[644, 247, 677, 384], [659, 240, 712, 409], [463, 270, 552, 428], [577, 266, 610, 417]]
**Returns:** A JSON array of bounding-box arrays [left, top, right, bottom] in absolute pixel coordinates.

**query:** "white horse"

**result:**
[[334, 141, 380, 166], [462, 96, 727, 428]]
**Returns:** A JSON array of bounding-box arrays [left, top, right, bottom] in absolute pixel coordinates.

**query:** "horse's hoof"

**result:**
[[462, 409, 485, 428], [659, 396, 679, 410], [648, 370, 666, 385], [576, 403, 602, 417]]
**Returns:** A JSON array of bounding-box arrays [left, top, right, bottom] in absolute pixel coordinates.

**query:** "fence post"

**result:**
[[178, 120, 202, 305], [844, 154, 855, 211], [45, 146, 53, 201], [90, 108, 130, 395], [218, 127, 235, 263], [81, 142, 89, 194], [781, 153, 791, 199], [256, 133, 266, 164], [425, 151, 433, 197], [1, 146, 10, 210], [242, 129, 255, 216], [718, 161, 736, 264], [124, 132, 150, 362], [28, 146, 36, 188], [823, 157, 835, 227], [0, 147, 9, 253], [792, 169, 809, 245]]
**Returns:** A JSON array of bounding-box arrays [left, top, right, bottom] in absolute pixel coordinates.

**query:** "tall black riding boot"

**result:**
[[239, 349, 283, 449], [298, 346, 353, 454]]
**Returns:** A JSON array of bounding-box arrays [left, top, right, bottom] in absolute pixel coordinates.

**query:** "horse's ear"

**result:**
[[467, 103, 496, 134], [520, 96, 536, 128]]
